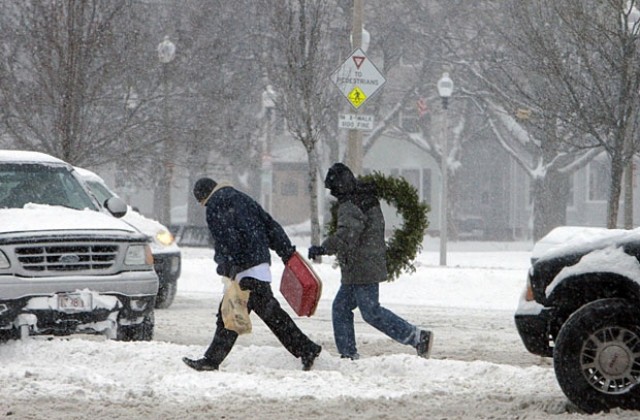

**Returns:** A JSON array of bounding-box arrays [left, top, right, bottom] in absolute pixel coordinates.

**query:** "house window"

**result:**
[[587, 157, 610, 202]]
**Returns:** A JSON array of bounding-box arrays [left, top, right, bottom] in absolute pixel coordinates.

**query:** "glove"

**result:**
[[217, 262, 239, 279], [308, 245, 326, 260], [282, 247, 296, 264]]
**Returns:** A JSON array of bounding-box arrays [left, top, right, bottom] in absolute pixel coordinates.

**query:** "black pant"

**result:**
[[204, 277, 318, 366]]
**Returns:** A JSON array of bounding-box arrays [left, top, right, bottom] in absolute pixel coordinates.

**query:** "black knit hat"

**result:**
[[193, 177, 217, 203]]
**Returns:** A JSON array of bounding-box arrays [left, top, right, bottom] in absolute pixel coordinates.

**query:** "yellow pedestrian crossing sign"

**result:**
[[331, 48, 386, 110], [348, 87, 367, 108]]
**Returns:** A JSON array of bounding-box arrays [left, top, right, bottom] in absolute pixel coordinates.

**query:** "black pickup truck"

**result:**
[[515, 226, 640, 414]]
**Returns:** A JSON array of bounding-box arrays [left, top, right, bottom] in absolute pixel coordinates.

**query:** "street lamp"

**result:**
[[120, 86, 139, 203], [261, 85, 277, 212], [157, 36, 175, 226], [437, 72, 453, 266]]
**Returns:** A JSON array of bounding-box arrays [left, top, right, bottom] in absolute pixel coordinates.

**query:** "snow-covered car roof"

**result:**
[[74, 167, 167, 236], [0, 150, 67, 164], [73, 166, 103, 182]]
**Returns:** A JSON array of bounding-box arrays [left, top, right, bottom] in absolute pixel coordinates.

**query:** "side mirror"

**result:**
[[104, 196, 127, 218]]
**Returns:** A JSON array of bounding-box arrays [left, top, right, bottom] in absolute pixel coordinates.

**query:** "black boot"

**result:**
[[301, 345, 322, 371], [182, 357, 219, 371]]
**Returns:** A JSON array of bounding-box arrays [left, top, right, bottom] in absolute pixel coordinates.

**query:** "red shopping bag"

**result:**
[[280, 252, 322, 316]]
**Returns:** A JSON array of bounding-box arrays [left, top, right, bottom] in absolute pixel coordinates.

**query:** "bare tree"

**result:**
[[255, 0, 342, 246], [0, 0, 155, 167], [160, 0, 267, 224], [413, 0, 640, 238], [493, 0, 640, 229]]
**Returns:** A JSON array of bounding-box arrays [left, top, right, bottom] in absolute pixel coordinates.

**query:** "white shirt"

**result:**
[[235, 262, 271, 283]]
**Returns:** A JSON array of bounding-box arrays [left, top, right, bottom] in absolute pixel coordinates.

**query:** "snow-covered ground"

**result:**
[[0, 235, 637, 419]]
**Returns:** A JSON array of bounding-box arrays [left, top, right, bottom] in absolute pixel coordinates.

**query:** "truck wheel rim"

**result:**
[[581, 326, 640, 395]]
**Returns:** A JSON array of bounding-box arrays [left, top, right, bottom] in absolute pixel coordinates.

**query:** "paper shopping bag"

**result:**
[[221, 277, 252, 334]]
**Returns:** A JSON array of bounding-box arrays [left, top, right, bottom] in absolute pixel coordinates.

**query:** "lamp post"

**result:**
[[437, 72, 453, 266], [261, 85, 277, 212], [121, 86, 138, 204], [157, 35, 175, 226]]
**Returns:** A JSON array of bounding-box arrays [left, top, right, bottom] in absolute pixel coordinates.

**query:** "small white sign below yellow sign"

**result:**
[[338, 113, 374, 131]]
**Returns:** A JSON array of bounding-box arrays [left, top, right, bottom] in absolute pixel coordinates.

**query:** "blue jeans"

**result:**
[[332, 283, 418, 357]]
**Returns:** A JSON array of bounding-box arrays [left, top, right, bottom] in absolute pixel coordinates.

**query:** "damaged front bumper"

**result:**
[[0, 289, 155, 339]]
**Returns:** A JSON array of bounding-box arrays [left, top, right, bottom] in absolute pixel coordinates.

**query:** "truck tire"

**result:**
[[116, 312, 154, 342], [155, 280, 177, 309], [0, 328, 19, 342], [553, 298, 640, 413]]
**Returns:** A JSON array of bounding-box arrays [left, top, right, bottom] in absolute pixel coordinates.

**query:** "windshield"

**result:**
[[0, 163, 97, 210]]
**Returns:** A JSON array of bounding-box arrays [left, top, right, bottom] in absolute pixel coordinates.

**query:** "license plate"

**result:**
[[57, 293, 91, 311]]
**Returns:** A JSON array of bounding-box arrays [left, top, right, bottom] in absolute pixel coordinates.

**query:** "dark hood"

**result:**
[[324, 163, 357, 199]]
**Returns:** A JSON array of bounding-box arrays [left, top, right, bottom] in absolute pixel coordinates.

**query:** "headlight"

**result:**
[[125, 244, 154, 266], [0, 250, 10, 269], [524, 271, 535, 301], [156, 230, 175, 246]]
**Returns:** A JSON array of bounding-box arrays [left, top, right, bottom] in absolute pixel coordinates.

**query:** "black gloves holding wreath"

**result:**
[[308, 245, 326, 260]]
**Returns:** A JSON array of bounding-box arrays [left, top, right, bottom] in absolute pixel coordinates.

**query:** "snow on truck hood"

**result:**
[[0, 204, 138, 234], [531, 226, 637, 262]]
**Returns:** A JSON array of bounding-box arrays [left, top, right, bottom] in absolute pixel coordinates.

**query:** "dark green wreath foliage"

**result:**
[[327, 171, 430, 280]]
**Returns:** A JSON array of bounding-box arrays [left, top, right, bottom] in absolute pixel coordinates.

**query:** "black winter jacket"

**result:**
[[203, 183, 295, 278], [322, 164, 387, 284]]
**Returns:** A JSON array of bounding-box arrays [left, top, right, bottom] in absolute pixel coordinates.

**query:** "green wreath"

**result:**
[[327, 171, 430, 281]]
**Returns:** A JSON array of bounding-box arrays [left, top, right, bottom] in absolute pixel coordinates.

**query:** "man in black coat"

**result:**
[[309, 163, 432, 360], [182, 178, 322, 371]]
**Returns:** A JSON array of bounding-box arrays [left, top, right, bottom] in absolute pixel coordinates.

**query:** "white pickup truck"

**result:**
[[0, 150, 158, 341]]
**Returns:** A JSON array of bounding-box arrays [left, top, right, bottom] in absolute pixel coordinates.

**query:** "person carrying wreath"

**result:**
[[183, 177, 322, 371], [308, 163, 432, 360]]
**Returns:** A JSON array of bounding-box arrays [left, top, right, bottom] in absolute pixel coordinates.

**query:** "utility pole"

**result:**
[[345, 0, 363, 175]]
